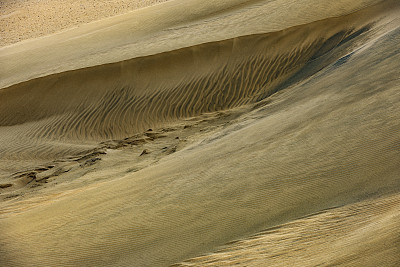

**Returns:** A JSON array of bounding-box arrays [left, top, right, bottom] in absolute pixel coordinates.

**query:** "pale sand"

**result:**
[[0, 0, 170, 47], [0, 0, 400, 266]]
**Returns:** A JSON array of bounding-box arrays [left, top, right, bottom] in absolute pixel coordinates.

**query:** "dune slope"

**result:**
[[177, 193, 400, 266], [0, 0, 399, 266], [0, 1, 393, 177]]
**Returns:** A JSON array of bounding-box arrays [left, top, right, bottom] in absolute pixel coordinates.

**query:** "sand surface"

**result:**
[[1, 0, 400, 266], [178, 193, 400, 266], [0, 0, 170, 47]]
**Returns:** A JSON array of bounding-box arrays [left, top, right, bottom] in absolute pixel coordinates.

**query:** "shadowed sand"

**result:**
[[0, 0, 400, 266]]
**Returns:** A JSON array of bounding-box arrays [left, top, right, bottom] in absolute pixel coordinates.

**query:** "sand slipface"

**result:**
[[1, 0, 400, 266]]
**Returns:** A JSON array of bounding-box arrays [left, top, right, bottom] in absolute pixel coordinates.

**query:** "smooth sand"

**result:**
[[0, 0, 170, 46], [178, 193, 400, 266], [0, 0, 400, 266]]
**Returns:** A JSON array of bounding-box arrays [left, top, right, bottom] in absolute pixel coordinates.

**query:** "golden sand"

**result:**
[[0, 0, 399, 266]]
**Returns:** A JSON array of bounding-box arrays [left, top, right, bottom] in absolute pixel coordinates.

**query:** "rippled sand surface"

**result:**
[[1, 0, 399, 266]]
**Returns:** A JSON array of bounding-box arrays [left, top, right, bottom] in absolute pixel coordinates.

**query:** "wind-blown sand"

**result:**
[[178, 193, 400, 266], [0, 0, 399, 266]]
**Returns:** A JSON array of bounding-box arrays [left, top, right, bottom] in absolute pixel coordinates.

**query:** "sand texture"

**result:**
[[0, 0, 400, 266], [0, 0, 170, 47]]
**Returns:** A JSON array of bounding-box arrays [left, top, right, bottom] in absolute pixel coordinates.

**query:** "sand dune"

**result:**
[[0, 0, 400, 266], [0, 22, 371, 138], [177, 193, 400, 266], [0, 1, 393, 176], [0, 0, 383, 89]]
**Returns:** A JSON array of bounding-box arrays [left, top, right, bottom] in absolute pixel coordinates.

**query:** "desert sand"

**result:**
[[0, 0, 170, 46], [0, 0, 399, 266]]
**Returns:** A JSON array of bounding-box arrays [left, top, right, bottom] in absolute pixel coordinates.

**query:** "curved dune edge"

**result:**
[[175, 193, 400, 266], [0, 0, 384, 89], [0, 2, 392, 177]]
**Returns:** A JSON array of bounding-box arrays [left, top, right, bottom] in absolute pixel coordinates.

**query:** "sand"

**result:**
[[178, 193, 400, 266], [0, 0, 170, 47], [0, 0, 399, 266]]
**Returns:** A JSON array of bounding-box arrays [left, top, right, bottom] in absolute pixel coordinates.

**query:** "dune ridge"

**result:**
[[176, 193, 400, 266], [0, 3, 389, 176], [0, 0, 384, 89]]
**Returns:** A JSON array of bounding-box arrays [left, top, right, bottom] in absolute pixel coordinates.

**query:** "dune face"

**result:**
[[0, 1, 389, 177], [178, 194, 400, 266], [0, 0, 384, 89], [1, 0, 400, 266]]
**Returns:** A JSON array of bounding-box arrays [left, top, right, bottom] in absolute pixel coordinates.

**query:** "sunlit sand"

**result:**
[[1, 0, 399, 266]]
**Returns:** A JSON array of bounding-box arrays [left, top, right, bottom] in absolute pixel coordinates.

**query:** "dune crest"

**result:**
[[0, 0, 383, 89], [176, 193, 400, 266], [0, 2, 392, 176]]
